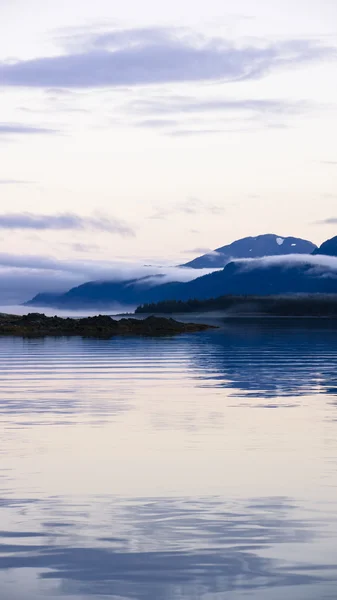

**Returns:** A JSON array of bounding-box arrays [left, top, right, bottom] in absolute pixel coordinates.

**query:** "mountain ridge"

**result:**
[[182, 233, 317, 269], [313, 235, 337, 257], [25, 234, 337, 309]]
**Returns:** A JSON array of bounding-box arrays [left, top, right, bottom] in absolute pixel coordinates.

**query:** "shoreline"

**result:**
[[0, 313, 214, 339], [135, 295, 337, 318]]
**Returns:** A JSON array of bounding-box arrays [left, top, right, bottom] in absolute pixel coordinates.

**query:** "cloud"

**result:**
[[182, 247, 212, 254], [236, 253, 337, 272], [3, 251, 336, 306], [0, 494, 314, 600], [151, 197, 225, 220], [129, 96, 310, 135], [0, 212, 134, 236], [20, 105, 89, 115], [0, 252, 211, 304], [168, 127, 251, 136], [207, 250, 223, 258], [0, 252, 210, 281], [315, 217, 337, 225], [0, 123, 58, 135], [131, 97, 306, 117], [0, 269, 85, 306], [0, 252, 98, 274], [0, 179, 34, 185], [70, 242, 100, 253], [136, 118, 180, 128], [0, 28, 335, 89]]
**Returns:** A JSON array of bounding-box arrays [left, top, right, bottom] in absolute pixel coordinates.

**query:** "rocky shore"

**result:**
[[0, 313, 213, 338]]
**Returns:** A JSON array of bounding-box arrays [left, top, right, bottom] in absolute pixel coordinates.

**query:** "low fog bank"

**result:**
[[236, 253, 337, 271], [0, 304, 136, 318], [0, 270, 86, 306], [1, 252, 337, 307], [0, 252, 217, 305]]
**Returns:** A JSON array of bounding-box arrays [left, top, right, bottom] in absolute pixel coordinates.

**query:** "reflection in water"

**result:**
[[1, 322, 337, 599], [189, 320, 337, 398], [1, 495, 337, 600]]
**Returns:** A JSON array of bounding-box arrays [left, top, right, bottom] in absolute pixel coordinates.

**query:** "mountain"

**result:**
[[313, 235, 337, 257], [136, 295, 337, 317], [167, 258, 337, 300], [26, 292, 64, 306], [182, 234, 317, 268], [25, 276, 170, 309], [25, 235, 337, 310], [26, 256, 337, 309]]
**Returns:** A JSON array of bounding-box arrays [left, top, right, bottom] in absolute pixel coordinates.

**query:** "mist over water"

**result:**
[[1, 321, 337, 599], [0, 304, 135, 317]]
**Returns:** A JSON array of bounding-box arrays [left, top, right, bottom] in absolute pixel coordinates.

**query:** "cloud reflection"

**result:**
[[1, 495, 335, 599]]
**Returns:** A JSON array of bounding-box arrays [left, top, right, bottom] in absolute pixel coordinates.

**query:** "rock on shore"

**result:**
[[0, 313, 213, 338]]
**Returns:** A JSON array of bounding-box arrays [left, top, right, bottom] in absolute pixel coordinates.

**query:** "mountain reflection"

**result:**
[[1, 322, 337, 424], [1, 326, 337, 599], [1, 495, 335, 599], [188, 320, 337, 398]]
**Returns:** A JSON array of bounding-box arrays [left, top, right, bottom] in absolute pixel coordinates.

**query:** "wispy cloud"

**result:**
[[20, 105, 89, 115], [0, 123, 58, 135], [0, 252, 208, 304], [168, 128, 250, 136], [237, 254, 337, 272], [129, 96, 311, 135], [0, 28, 335, 89], [0, 179, 34, 185], [0, 252, 207, 281], [131, 97, 307, 117], [182, 247, 212, 255], [0, 212, 134, 236], [0, 252, 106, 274], [70, 243, 100, 253], [150, 197, 225, 220], [135, 118, 180, 129], [315, 217, 337, 225]]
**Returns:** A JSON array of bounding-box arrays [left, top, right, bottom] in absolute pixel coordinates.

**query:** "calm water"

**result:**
[[1, 320, 337, 599]]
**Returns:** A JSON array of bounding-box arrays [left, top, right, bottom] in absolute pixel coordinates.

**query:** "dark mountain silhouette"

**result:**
[[26, 257, 337, 309], [136, 295, 337, 317], [313, 235, 337, 257], [25, 277, 170, 309], [182, 234, 317, 268], [25, 234, 337, 310], [26, 292, 64, 306], [154, 259, 337, 301]]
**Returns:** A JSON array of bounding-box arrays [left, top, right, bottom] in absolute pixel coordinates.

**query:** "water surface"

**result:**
[[1, 320, 337, 599]]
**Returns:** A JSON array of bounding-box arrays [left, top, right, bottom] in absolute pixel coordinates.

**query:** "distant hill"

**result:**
[[313, 235, 337, 257], [25, 235, 337, 310], [182, 234, 317, 268], [156, 258, 337, 301], [26, 256, 337, 309], [25, 277, 171, 309], [136, 295, 337, 317], [26, 292, 64, 306]]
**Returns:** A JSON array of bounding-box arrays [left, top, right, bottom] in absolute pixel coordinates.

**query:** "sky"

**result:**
[[0, 0, 337, 301]]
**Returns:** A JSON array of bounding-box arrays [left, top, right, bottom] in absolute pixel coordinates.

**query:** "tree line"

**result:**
[[136, 295, 337, 317]]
